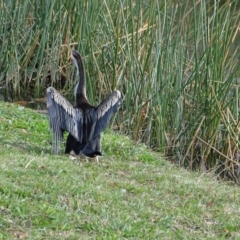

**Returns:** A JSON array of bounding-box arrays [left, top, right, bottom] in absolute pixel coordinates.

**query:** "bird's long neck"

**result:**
[[72, 51, 88, 105]]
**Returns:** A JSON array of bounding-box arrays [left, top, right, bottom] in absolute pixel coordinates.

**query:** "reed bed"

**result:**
[[1, 0, 240, 181]]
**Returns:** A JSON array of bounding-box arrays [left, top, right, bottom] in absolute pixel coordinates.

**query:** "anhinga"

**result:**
[[46, 50, 121, 162]]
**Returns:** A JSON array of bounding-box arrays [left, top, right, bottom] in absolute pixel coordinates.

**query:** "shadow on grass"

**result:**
[[0, 137, 52, 155]]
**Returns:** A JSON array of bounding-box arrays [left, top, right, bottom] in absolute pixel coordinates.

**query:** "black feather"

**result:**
[[46, 50, 121, 158]]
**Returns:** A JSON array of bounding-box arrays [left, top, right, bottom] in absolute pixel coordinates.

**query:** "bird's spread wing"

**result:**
[[46, 87, 83, 142], [89, 90, 121, 140]]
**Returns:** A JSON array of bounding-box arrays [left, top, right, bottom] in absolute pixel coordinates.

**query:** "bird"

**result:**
[[46, 50, 121, 162]]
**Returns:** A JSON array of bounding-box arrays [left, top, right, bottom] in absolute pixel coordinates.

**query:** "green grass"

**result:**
[[1, 102, 240, 239]]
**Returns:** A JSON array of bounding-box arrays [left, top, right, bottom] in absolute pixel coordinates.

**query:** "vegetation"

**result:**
[[1, 0, 240, 179], [1, 102, 240, 239]]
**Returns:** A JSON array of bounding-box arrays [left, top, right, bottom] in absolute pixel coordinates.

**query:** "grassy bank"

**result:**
[[1, 0, 240, 179], [1, 101, 240, 239]]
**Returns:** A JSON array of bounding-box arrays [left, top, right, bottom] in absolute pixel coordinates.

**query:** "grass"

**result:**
[[1, 101, 240, 239]]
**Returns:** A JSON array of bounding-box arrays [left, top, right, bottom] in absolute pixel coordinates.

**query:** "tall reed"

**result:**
[[1, 0, 240, 181]]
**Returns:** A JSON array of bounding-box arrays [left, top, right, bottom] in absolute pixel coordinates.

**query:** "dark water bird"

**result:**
[[46, 50, 121, 162]]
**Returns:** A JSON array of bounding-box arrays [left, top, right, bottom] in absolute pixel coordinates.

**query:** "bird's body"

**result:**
[[46, 50, 121, 162], [65, 133, 102, 157]]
